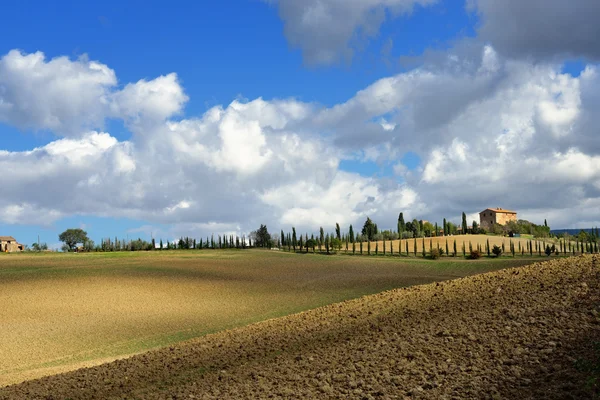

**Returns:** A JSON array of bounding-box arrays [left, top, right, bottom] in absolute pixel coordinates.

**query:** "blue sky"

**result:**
[[1, 0, 599, 248]]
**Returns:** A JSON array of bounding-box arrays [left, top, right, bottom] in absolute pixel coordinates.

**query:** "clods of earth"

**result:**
[[1, 255, 599, 399]]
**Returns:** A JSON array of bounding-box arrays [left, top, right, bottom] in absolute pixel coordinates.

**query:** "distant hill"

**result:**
[[550, 228, 595, 236]]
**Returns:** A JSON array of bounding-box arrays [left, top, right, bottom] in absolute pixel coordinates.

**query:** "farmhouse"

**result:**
[[0, 236, 24, 253], [479, 208, 517, 230]]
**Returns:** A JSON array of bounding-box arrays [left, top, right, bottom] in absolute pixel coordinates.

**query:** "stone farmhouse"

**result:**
[[479, 208, 517, 231], [0, 236, 24, 253]]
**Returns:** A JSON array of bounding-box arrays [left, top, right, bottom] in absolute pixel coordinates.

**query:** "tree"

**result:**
[[59, 229, 89, 252], [319, 227, 325, 250], [335, 223, 341, 241], [362, 217, 378, 240], [251, 224, 271, 248], [492, 244, 502, 257], [443, 218, 448, 236], [349, 225, 355, 243], [398, 212, 405, 234], [292, 227, 297, 251], [423, 222, 434, 237], [462, 212, 468, 234], [411, 219, 421, 238]]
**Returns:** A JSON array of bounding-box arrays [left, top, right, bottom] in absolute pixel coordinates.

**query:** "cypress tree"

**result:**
[[434, 223, 438, 237], [406, 240, 409, 256], [383, 238, 386, 255], [469, 241, 473, 252], [281, 230, 285, 247], [390, 241, 394, 256], [335, 223, 341, 241], [376, 241, 379, 255], [159, 239, 163, 250], [453, 239, 457, 257], [462, 242, 466, 257], [360, 241, 363, 255], [422, 237, 426, 258], [292, 227, 297, 252], [319, 227, 325, 251], [352, 241, 356, 254], [462, 212, 468, 234], [325, 234, 330, 254], [429, 239, 432, 252], [487, 238, 490, 257], [502, 241, 506, 254], [349, 225, 355, 243], [368, 240, 371, 255], [398, 212, 405, 235], [443, 218, 447, 236], [446, 239, 449, 256], [413, 239, 417, 256]]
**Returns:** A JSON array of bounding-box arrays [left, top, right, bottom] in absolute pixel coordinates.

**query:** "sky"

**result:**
[[1, 0, 599, 248]]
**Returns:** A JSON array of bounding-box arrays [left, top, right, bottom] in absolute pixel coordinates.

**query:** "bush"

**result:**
[[492, 245, 502, 257], [429, 248, 441, 259], [469, 249, 482, 259]]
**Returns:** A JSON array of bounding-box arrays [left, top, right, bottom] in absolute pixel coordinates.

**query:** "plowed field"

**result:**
[[0, 250, 531, 387], [1, 254, 598, 399]]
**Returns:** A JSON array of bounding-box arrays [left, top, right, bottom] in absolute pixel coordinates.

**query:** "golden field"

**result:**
[[0, 249, 535, 386]]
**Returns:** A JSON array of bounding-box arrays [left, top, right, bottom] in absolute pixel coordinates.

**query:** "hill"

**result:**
[[1, 255, 599, 399]]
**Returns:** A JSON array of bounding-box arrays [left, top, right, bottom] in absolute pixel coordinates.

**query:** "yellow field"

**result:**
[[352, 234, 565, 255]]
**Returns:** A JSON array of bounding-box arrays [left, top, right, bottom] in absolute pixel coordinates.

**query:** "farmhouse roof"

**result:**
[[480, 208, 516, 214], [0, 236, 17, 241]]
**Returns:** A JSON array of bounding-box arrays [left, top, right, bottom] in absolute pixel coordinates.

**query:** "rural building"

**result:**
[[479, 208, 517, 230], [0, 236, 24, 253]]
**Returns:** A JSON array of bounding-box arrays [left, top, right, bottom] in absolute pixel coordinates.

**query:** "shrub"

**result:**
[[469, 249, 482, 259], [429, 248, 441, 260], [492, 245, 502, 257]]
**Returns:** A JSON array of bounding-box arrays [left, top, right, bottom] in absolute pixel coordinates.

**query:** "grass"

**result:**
[[0, 249, 537, 386]]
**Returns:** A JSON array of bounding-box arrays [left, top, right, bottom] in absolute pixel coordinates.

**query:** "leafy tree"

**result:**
[[59, 229, 89, 252], [411, 219, 421, 238], [305, 238, 317, 252], [492, 244, 502, 257], [472, 221, 480, 234], [251, 224, 272, 248], [362, 217, 378, 240], [349, 225, 355, 243], [335, 223, 341, 241], [462, 212, 468, 234], [423, 222, 434, 237], [331, 238, 342, 252]]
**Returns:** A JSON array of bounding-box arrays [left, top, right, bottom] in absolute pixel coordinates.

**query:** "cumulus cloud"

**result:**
[[269, 0, 437, 65], [0, 50, 116, 135], [468, 0, 600, 61], [0, 50, 188, 137], [1, 45, 600, 237]]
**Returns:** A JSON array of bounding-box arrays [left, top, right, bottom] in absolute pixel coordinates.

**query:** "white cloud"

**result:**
[[0, 50, 116, 135], [0, 50, 188, 137], [1, 45, 600, 237]]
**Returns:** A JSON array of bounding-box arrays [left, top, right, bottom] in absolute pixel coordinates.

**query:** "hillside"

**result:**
[[2, 255, 599, 399]]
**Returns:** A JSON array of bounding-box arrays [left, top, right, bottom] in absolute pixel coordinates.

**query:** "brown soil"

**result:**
[[2, 255, 599, 399]]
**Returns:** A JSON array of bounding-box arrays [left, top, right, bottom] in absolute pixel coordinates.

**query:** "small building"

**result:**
[[0, 236, 24, 253], [479, 208, 517, 231]]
